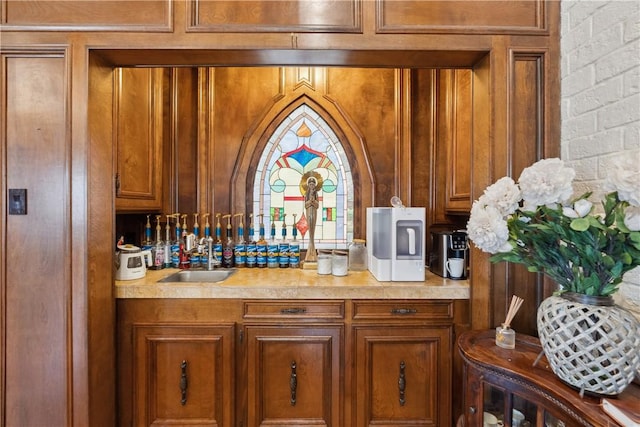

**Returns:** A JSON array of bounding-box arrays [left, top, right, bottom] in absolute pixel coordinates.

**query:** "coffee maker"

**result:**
[[429, 230, 469, 279]]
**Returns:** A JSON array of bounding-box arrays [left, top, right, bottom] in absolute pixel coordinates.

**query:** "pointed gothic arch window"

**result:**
[[252, 104, 354, 250]]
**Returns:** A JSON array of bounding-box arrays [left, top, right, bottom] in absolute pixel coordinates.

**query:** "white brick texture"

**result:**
[[561, 0, 640, 317]]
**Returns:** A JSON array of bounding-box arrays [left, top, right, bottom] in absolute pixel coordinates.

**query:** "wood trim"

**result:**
[[185, 0, 362, 33], [0, 0, 173, 32], [376, 0, 548, 35]]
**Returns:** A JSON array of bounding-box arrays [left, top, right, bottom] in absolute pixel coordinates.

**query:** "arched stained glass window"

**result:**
[[252, 104, 353, 250]]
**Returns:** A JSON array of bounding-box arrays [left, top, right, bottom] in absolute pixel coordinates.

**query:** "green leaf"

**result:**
[[570, 217, 590, 231]]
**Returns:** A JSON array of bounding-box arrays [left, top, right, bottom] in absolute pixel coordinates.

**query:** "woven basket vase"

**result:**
[[537, 292, 640, 396]]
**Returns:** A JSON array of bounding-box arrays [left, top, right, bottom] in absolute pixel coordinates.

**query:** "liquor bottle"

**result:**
[[246, 214, 257, 268], [163, 214, 172, 268], [256, 214, 267, 268], [202, 213, 212, 268], [190, 213, 201, 269], [141, 214, 153, 251], [213, 213, 223, 268], [289, 213, 300, 268], [222, 214, 235, 268], [151, 215, 165, 270], [279, 214, 289, 268], [233, 213, 246, 267], [170, 212, 181, 268], [267, 215, 279, 268]]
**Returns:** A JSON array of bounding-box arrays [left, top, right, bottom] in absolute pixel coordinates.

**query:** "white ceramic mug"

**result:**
[[483, 412, 504, 427], [446, 257, 465, 278]]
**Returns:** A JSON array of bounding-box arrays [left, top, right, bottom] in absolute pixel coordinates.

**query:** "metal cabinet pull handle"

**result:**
[[391, 308, 417, 315], [398, 361, 406, 406], [281, 307, 307, 314], [180, 360, 188, 405], [290, 361, 297, 406]]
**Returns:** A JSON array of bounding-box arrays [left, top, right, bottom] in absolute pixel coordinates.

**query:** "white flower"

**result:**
[[624, 206, 640, 231], [562, 198, 593, 218], [606, 159, 640, 207], [481, 177, 521, 216], [467, 202, 512, 254], [518, 158, 575, 209]]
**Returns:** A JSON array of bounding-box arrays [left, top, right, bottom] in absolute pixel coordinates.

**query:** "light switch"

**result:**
[[8, 188, 27, 215]]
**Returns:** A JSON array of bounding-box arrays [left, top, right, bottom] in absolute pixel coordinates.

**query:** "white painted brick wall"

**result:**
[[561, 0, 640, 316]]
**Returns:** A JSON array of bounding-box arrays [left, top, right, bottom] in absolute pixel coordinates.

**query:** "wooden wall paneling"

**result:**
[[87, 51, 117, 427], [2, 49, 71, 427], [377, 0, 546, 34], [411, 69, 436, 240], [496, 51, 547, 337], [469, 53, 492, 331], [325, 68, 394, 209], [172, 67, 199, 216], [219, 66, 282, 218], [197, 67, 213, 215], [186, 0, 361, 33], [1, 0, 172, 31], [395, 69, 413, 206]]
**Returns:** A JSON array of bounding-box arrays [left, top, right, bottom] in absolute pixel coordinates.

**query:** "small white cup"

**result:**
[[317, 253, 332, 275], [483, 412, 503, 427], [446, 257, 465, 278]]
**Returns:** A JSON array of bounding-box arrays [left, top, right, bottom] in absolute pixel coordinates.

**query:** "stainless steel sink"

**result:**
[[157, 269, 237, 283]]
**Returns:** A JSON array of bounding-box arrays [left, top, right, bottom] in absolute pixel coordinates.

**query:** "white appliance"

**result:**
[[115, 244, 153, 281], [366, 207, 426, 281]]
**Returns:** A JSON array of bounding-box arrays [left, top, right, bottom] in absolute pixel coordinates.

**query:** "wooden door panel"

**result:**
[[114, 67, 165, 212], [355, 326, 451, 426], [245, 325, 342, 427], [133, 324, 235, 427], [2, 51, 70, 427]]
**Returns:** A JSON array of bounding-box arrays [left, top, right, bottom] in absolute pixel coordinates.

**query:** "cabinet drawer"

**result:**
[[352, 300, 453, 321], [243, 300, 344, 320]]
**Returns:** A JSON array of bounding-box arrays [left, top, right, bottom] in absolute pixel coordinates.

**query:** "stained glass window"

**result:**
[[252, 104, 353, 250]]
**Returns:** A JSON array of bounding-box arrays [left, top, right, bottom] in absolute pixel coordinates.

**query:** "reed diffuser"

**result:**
[[496, 295, 524, 349]]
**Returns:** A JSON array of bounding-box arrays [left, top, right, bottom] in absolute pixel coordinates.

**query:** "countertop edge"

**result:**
[[115, 268, 470, 300]]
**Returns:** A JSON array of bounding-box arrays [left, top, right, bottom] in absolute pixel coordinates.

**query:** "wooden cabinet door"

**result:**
[[114, 67, 166, 212], [132, 324, 235, 427], [439, 69, 472, 215], [244, 325, 343, 427], [354, 325, 451, 427]]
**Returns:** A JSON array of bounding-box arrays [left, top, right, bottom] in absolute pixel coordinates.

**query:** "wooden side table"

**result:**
[[457, 329, 638, 427]]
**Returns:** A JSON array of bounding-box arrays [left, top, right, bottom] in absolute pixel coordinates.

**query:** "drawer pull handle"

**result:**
[[391, 308, 417, 315], [281, 307, 307, 314], [290, 361, 297, 406], [180, 360, 188, 405], [398, 361, 406, 406]]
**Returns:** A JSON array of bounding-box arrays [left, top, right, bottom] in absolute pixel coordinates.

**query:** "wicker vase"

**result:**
[[537, 292, 640, 396]]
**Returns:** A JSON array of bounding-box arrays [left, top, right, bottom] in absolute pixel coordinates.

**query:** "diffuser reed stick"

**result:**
[[495, 295, 524, 349], [503, 295, 524, 329]]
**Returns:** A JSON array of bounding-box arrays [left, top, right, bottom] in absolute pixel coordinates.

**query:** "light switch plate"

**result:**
[[8, 188, 27, 215]]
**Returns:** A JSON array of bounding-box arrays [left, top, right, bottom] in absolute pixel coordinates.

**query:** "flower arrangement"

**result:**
[[467, 158, 640, 297]]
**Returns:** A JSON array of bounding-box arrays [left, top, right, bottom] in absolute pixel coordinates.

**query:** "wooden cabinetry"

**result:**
[[353, 301, 453, 426], [118, 298, 463, 427], [458, 330, 636, 427], [132, 324, 235, 427], [442, 69, 472, 214], [114, 67, 167, 212], [242, 300, 343, 427]]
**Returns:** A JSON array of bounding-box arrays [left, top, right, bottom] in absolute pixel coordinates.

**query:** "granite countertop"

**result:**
[[115, 268, 470, 300]]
